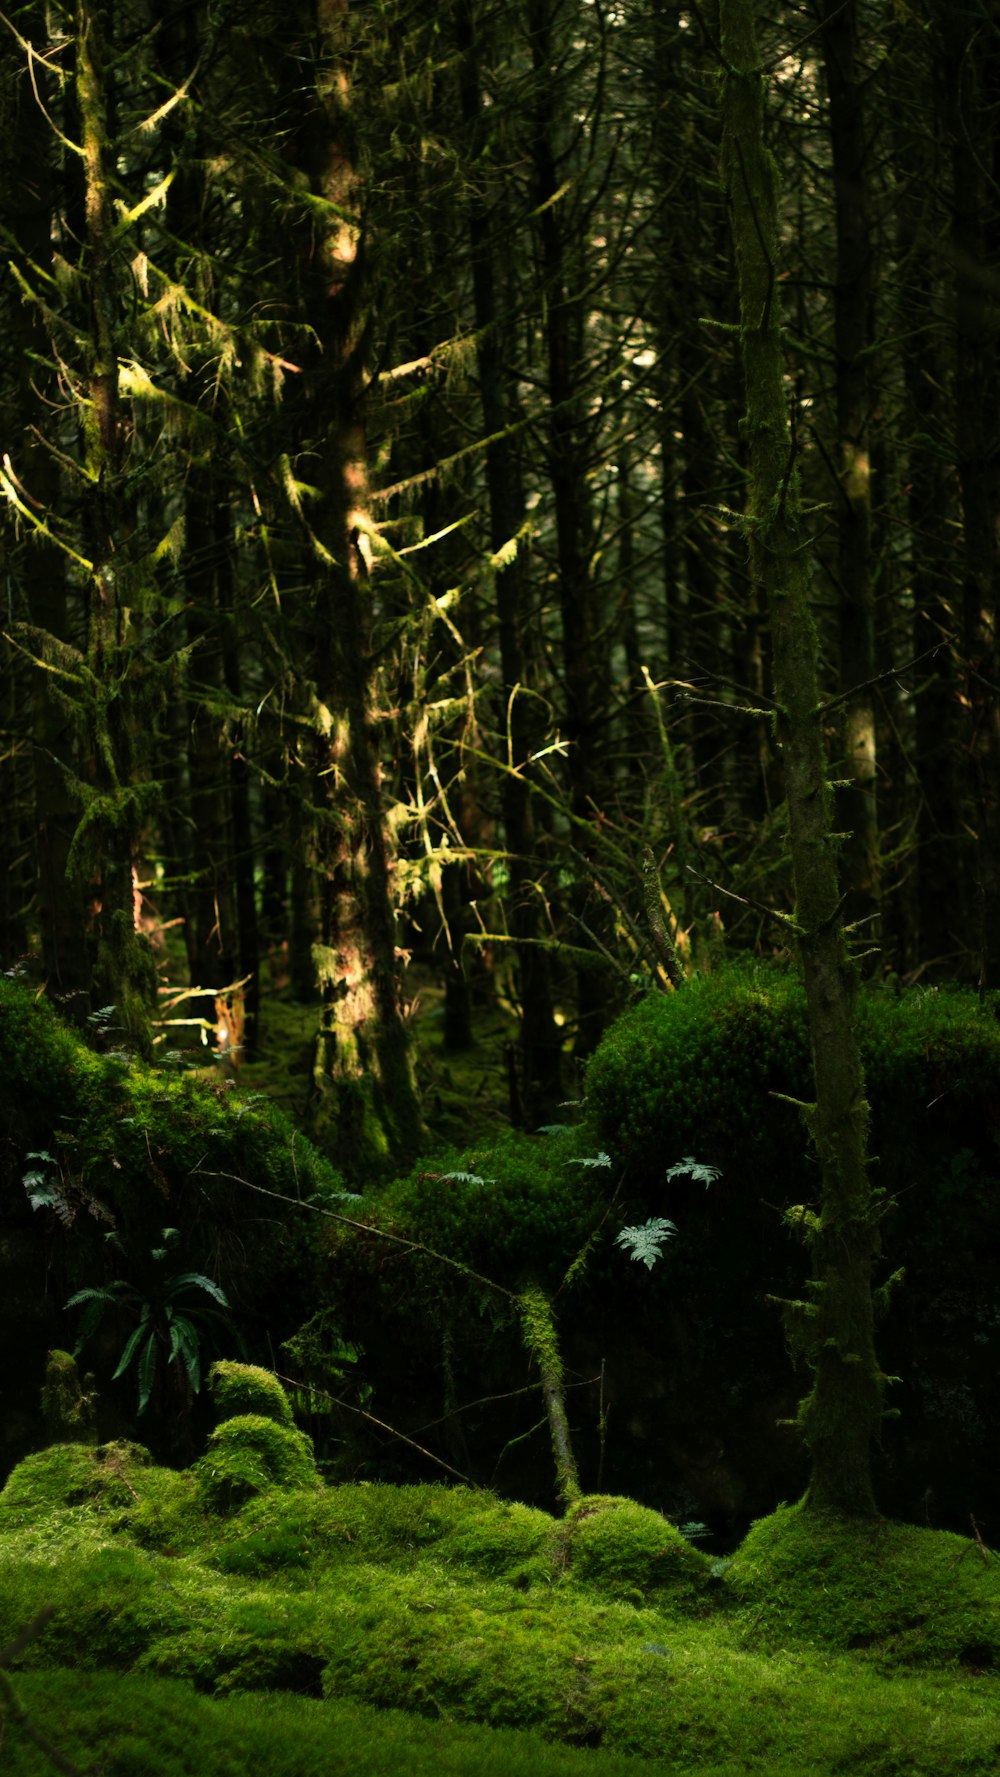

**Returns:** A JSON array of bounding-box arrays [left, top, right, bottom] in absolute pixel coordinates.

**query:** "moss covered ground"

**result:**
[[2, 1434, 1000, 1775]]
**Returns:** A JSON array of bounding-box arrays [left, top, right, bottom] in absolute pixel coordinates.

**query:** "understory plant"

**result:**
[[66, 1228, 233, 1417]]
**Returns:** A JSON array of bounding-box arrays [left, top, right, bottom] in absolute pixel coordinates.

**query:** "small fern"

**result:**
[[665, 1156, 722, 1187], [615, 1217, 677, 1270]]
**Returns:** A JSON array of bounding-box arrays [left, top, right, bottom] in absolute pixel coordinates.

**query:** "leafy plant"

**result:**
[[665, 1156, 721, 1187], [615, 1218, 677, 1270], [66, 1229, 232, 1414], [615, 1159, 720, 1271]]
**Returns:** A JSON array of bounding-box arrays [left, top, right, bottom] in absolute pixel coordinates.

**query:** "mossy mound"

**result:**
[[584, 965, 1000, 1195], [327, 1126, 609, 1292], [195, 1415, 320, 1513], [727, 1504, 1000, 1670], [208, 1361, 295, 1428], [561, 1495, 714, 1606], [0, 1440, 153, 1521]]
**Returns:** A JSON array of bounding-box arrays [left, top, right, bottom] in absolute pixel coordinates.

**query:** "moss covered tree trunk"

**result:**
[[719, 0, 882, 1517], [294, 0, 425, 1172], [518, 1282, 580, 1512], [74, 0, 156, 1054]]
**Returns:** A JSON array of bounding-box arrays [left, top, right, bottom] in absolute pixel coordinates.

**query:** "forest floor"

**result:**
[[2, 1438, 1000, 1776]]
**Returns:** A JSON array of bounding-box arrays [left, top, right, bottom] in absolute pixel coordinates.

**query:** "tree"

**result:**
[[719, 0, 884, 1517]]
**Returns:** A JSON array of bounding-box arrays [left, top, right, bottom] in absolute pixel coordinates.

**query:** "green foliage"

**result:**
[[615, 1218, 676, 1270], [193, 1415, 320, 1515], [207, 1362, 296, 1429], [66, 1230, 231, 1413], [0, 977, 349, 1435]]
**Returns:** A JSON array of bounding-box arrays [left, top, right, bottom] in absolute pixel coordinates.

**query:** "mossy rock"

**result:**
[[208, 1361, 295, 1429], [194, 1414, 319, 1514], [726, 1503, 1000, 1670], [560, 1495, 714, 1606]]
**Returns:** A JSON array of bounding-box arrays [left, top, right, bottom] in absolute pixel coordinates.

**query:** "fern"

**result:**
[[568, 1152, 612, 1170], [665, 1156, 722, 1187], [615, 1217, 677, 1270], [439, 1170, 495, 1186]]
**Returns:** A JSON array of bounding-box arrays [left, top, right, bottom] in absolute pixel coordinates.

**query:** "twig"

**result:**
[[190, 1168, 516, 1302], [970, 1513, 991, 1566], [642, 848, 685, 988], [684, 861, 800, 932]]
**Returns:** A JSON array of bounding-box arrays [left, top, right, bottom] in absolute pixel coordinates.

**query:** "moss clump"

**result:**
[[208, 1362, 295, 1429], [0, 1440, 152, 1525], [195, 1415, 319, 1514], [560, 1495, 714, 1606], [39, 1350, 98, 1446], [584, 965, 1000, 1196], [332, 1127, 608, 1293], [727, 1503, 1000, 1670], [3, 1467, 1000, 1769]]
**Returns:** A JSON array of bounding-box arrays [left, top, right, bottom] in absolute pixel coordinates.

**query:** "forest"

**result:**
[[2, 0, 1000, 1773]]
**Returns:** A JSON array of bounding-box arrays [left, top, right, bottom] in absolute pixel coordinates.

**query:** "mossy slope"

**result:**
[[2, 1435, 1000, 1771]]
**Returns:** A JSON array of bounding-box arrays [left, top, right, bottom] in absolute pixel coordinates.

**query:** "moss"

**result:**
[[0, 1440, 153, 1524], [561, 1495, 715, 1607], [39, 1350, 98, 1446], [3, 1473, 1000, 1769], [726, 1502, 1000, 1670], [208, 1361, 295, 1429], [194, 1414, 319, 1514]]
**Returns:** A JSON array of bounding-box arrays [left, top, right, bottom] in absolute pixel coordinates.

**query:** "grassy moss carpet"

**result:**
[[2, 1434, 1000, 1775]]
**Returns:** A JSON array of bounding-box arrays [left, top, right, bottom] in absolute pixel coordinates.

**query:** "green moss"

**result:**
[[0, 1440, 151, 1524], [194, 1415, 319, 1514], [39, 1350, 98, 1446], [3, 1472, 1000, 1770], [561, 1495, 714, 1606], [208, 1361, 295, 1429], [726, 1503, 1000, 1671]]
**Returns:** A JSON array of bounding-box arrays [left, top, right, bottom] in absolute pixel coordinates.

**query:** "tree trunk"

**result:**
[[942, 8, 1000, 996], [821, 0, 880, 939], [719, 0, 883, 1518], [75, 0, 156, 1054], [455, 0, 563, 1123], [294, 0, 425, 1171]]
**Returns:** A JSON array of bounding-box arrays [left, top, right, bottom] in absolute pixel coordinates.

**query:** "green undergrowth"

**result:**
[[3, 1425, 1000, 1773]]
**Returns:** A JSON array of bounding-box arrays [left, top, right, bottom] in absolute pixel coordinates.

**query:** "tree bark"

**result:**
[[294, 0, 425, 1171], [74, 0, 156, 1053], [719, 0, 883, 1517], [455, 0, 563, 1123], [820, 0, 880, 939]]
